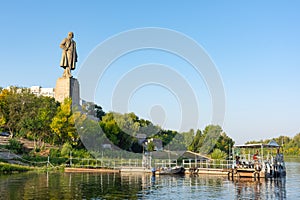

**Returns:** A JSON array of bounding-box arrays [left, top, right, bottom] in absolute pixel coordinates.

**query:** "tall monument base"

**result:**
[[55, 77, 80, 107]]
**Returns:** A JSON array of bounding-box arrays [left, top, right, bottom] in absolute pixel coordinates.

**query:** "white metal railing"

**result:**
[[182, 159, 233, 169], [153, 159, 178, 168], [67, 157, 183, 170], [68, 158, 150, 169]]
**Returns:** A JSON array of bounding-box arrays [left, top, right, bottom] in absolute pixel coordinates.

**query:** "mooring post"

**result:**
[[70, 151, 72, 167]]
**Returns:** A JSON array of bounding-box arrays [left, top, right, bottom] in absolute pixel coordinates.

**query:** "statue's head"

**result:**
[[68, 32, 74, 39]]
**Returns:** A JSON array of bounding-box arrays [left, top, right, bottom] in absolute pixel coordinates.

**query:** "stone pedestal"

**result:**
[[55, 77, 80, 107]]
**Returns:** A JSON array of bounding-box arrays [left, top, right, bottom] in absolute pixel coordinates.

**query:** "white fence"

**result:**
[[182, 159, 233, 169], [68, 157, 182, 169]]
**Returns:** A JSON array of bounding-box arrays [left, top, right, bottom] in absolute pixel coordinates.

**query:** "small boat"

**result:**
[[155, 166, 185, 175], [229, 140, 286, 179]]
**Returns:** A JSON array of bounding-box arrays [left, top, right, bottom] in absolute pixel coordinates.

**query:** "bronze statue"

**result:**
[[60, 32, 77, 78]]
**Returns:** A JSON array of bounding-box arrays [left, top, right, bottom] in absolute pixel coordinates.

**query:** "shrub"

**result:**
[[61, 143, 72, 157], [72, 149, 91, 158], [6, 138, 24, 154], [210, 148, 227, 160], [50, 148, 61, 158], [0, 162, 31, 174]]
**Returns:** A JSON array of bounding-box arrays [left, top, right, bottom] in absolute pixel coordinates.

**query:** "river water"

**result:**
[[0, 162, 299, 200]]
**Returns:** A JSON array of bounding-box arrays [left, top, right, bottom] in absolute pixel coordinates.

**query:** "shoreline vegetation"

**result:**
[[0, 162, 32, 174], [0, 161, 65, 174], [0, 86, 300, 174]]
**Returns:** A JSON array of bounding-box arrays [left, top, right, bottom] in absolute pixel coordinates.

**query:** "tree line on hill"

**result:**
[[1, 87, 299, 158]]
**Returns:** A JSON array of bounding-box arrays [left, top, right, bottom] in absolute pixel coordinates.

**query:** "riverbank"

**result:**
[[0, 161, 65, 174], [0, 162, 32, 174]]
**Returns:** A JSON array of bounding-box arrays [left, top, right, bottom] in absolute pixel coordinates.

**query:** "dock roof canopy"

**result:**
[[180, 151, 210, 160], [234, 140, 280, 148]]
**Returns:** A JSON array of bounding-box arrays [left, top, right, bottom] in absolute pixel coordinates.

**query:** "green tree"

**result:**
[[21, 95, 58, 147], [61, 142, 73, 157], [147, 141, 155, 151], [0, 87, 59, 149], [210, 148, 227, 159], [0, 87, 43, 137], [0, 87, 24, 136], [187, 125, 234, 156], [50, 98, 78, 145], [214, 132, 235, 155], [154, 129, 177, 146], [198, 125, 223, 154], [188, 129, 202, 152], [114, 112, 140, 136], [100, 113, 121, 146], [99, 112, 162, 152], [182, 129, 194, 148], [99, 112, 133, 151], [73, 110, 106, 150], [36, 97, 59, 143], [0, 89, 9, 131], [0, 87, 59, 146]]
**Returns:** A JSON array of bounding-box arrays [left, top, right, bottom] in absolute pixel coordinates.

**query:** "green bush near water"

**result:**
[[0, 162, 32, 174]]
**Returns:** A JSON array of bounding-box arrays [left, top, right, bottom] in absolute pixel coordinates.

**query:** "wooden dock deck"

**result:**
[[65, 167, 119, 173], [119, 166, 152, 173]]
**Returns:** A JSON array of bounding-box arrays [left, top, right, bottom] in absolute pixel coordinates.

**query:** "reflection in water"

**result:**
[[0, 173, 288, 200], [141, 174, 231, 199], [0, 162, 299, 199], [233, 178, 286, 200]]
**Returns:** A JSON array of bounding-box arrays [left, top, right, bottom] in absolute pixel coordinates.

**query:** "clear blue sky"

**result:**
[[1, 1, 299, 144]]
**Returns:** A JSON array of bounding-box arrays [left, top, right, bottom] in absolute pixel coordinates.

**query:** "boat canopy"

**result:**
[[234, 140, 281, 148]]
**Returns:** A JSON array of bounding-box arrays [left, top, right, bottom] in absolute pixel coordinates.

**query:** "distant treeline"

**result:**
[[246, 134, 300, 156]]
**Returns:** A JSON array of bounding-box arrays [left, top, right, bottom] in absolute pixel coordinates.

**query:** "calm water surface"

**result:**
[[0, 162, 300, 199]]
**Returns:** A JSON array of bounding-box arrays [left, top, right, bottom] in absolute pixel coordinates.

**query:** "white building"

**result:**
[[4, 86, 55, 98], [30, 86, 55, 98]]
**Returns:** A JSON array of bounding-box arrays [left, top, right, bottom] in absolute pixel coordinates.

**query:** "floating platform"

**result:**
[[119, 166, 152, 173], [64, 167, 232, 175], [228, 168, 265, 179], [187, 168, 230, 175], [65, 167, 119, 173]]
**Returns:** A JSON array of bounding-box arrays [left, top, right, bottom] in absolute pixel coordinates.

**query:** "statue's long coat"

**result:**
[[60, 38, 77, 70]]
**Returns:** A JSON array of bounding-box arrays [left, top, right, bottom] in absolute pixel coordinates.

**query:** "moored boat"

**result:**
[[229, 140, 286, 179], [155, 166, 185, 175]]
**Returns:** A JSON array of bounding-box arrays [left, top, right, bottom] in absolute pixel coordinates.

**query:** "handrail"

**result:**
[[182, 159, 233, 169]]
